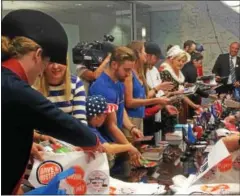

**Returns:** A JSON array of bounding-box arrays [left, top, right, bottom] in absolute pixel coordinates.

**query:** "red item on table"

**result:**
[[197, 65, 203, 77], [193, 126, 203, 139]]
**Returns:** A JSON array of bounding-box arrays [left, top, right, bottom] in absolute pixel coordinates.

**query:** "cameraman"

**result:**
[[76, 53, 111, 94]]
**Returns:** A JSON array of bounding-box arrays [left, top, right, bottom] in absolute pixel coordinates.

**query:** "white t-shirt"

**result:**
[[146, 66, 164, 122]]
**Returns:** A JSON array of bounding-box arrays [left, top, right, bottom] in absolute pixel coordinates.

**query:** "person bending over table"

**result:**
[[2, 10, 103, 195], [89, 46, 145, 166]]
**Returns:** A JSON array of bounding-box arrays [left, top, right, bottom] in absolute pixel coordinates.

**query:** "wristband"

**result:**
[[129, 126, 137, 133], [153, 87, 158, 94]]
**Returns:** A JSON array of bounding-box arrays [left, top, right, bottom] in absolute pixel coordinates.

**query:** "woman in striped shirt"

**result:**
[[35, 62, 87, 124]]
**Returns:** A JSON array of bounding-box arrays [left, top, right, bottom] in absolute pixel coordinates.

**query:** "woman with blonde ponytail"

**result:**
[[2, 9, 102, 195], [123, 41, 171, 140]]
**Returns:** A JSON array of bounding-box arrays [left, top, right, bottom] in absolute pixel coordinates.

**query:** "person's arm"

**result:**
[[212, 55, 221, 76], [183, 96, 200, 109], [196, 88, 209, 98], [103, 143, 134, 154], [14, 83, 100, 150], [124, 73, 169, 108], [78, 54, 111, 81], [104, 110, 142, 166], [122, 108, 143, 139], [72, 77, 87, 124], [104, 112, 130, 144]]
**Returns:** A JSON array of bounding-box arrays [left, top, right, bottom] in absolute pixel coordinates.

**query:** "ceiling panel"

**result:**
[[2, 1, 130, 12]]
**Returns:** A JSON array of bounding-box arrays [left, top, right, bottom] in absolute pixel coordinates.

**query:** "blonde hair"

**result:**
[[127, 41, 149, 95], [110, 46, 136, 64], [34, 57, 72, 101], [173, 52, 188, 63], [2, 36, 41, 58]]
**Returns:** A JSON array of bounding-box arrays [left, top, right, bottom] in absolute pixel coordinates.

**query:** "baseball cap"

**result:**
[[195, 43, 204, 52], [86, 95, 118, 117], [145, 42, 163, 59], [2, 9, 68, 65]]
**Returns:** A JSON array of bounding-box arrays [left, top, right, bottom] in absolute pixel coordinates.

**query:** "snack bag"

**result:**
[[28, 152, 109, 195]]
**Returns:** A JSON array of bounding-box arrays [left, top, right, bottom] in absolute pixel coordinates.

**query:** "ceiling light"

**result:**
[[75, 3, 82, 6], [142, 27, 146, 38], [221, 1, 240, 7], [107, 4, 113, 8], [221, 1, 240, 13]]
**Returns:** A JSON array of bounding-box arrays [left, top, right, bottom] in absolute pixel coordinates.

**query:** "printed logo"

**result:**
[[73, 180, 87, 195], [217, 155, 232, 172], [65, 165, 85, 187], [86, 170, 109, 194], [36, 161, 63, 185]]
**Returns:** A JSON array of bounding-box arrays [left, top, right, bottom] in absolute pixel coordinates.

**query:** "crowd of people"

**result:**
[[1, 9, 240, 195]]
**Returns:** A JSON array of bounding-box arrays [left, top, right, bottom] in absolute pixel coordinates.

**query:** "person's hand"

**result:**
[[193, 104, 201, 110], [104, 53, 112, 64], [215, 76, 221, 82], [128, 146, 142, 167], [209, 94, 218, 100], [157, 82, 174, 91], [75, 142, 106, 153], [172, 90, 184, 95], [157, 97, 170, 105], [41, 135, 57, 144], [31, 142, 44, 161], [75, 143, 106, 163], [130, 127, 144, 139], [222, 134, 240, 152], [165, 105, 179, 116], [234, 81, 240, 87], [184, 83, 194, 88], [224, 115, 236, 124]]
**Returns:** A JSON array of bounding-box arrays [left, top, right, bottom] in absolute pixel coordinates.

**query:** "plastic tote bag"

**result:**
[[25, 167, 75, 195], [28, 151, 109, 195]]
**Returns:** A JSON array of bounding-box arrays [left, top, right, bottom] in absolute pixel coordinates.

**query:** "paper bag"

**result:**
[[175, 140, 240, 194], [28, 152, 109, 195]]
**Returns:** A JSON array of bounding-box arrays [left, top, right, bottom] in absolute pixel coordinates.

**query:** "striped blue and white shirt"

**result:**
[[47, 75, 87, 124]]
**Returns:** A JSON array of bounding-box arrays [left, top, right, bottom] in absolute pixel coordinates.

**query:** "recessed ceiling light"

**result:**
[[107, 4, 113, 8], [75, 3, 82, 6]]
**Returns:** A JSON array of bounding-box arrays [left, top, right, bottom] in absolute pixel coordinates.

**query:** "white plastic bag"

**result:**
[[109, 177, 166, 195], [28, 152, 109, 195], [175, 140, 240, 195]]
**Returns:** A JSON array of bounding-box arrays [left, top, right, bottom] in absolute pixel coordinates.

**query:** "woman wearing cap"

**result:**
[[2, 10, 103, 194], [123, 41, 172, 140], [160, 45, 201, 134]]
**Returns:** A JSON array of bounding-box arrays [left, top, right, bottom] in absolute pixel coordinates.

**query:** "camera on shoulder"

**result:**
[[72, 35, 115, 71]]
